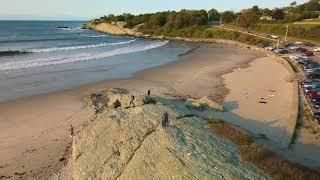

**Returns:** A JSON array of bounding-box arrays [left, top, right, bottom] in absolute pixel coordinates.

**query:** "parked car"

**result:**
[[302, 79, 320, 85], [295, 47, 308, 53], [274, 48, 288, 54], [307, 72, 320, 79], [309, 86, 320, 93], [303, 51, 314, 56], [305, 86, 315, 93], [308, 91, 320, 99], [314, 102, 320, 109], [265, 46, 276, 51], [304, 82, 320, 87], [284, 43, 294, 48], [268, 35, 279, 39], [304, 42, 314, 47], [314, 47, 320, 52], [306, 68, 320, 74], [308, 73, 320, 79], [298, 60, 309, 65], [295, 41, 303, 45], [314, 112, 320, 120], [312, 97, 320, 102], [289, 46, 299, 50]]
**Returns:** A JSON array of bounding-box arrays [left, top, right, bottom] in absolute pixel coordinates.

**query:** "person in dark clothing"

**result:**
[[130, 95, 135, 107], [162, 112, 169, 127], [69, 125, 74, 137], [147, 90, 151, 97]]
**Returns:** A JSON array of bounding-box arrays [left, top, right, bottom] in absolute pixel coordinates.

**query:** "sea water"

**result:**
[[0, 21, 190, 102]]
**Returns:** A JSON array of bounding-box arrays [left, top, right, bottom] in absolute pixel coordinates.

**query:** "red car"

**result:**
[[308, 91, 320, 99], [303, 51, 314, 56]]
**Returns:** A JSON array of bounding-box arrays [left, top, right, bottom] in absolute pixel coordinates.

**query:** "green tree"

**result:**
[[290, 1, 297, 7], [221, 11, 236, 24], [261, 8, 272, 16], [239, 10, 259, 28], [208, 9, 220, 21], [305, 0, 320, 11], [251, 6, 261, 16], [272, 8, 285, 20]]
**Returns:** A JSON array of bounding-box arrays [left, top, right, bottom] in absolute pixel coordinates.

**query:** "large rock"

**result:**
[[185, 97, 225, 111], [71, 89, 267, 179]]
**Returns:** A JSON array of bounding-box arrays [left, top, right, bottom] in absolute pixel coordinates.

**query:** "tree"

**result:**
[[261, 8, 272, 16], [272, 9, 285, 20], [208, 9, 220, 21], [290, 1, 297, 7], [305, 0, 320, 11], [239, 10, 259, 28], [221, 11, 236, 24], [251, 6, 261, 16]]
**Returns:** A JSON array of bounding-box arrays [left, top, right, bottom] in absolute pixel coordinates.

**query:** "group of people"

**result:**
[[69, 89, 170, 138]]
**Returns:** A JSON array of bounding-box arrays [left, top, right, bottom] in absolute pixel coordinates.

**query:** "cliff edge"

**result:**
[[85, 21, 142, 36], [66, 88, 268, 179]]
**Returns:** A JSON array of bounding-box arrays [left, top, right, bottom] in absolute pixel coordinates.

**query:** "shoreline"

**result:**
[[0, 42, 262, 179], [0, 38, 303, 179]]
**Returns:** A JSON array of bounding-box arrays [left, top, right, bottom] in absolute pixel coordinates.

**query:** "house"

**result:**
[[259, 16, 274, 21]]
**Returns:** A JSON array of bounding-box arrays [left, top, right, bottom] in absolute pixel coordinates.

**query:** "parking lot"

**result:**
[[262, 41, 320, 124]]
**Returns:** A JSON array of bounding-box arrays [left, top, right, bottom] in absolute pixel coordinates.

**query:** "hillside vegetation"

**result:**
[[251, 23, 320, 42], [90, 0, 320, 44]]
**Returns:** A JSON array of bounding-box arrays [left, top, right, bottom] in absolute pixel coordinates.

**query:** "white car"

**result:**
[[295, 41, 303, 45], [289, 46, 299, 50], [306, 68, 320, 73], [265, 46, 276, 51], [314, 47, 320, 52], [270, 35, 279, 39], [290, 54, 309, 61]]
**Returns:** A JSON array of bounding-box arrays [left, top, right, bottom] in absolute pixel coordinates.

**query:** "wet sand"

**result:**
[[0, 44, 289, 179]]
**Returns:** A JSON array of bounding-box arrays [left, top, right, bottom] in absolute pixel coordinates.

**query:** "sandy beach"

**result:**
[[0, 43, 298, 179], [213, 57, 298, 147]]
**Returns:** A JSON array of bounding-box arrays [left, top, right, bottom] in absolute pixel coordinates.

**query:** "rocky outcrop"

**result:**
[[70, 89, 267, 179], [185, 97, 225, 111], [86, 21, 142, 36]]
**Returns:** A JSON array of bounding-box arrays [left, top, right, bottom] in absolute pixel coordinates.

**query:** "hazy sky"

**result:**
[[0, 0, 308, 20]]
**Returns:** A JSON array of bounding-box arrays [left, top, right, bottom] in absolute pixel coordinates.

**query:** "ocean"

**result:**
[[0, 21, 190, 102]]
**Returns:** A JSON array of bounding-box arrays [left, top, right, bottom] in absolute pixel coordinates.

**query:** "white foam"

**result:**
[[81, 34, 107, 38], [27, 39, 136, 53], [0, 40, 169, 71]]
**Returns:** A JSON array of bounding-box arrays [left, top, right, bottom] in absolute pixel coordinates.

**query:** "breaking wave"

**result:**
[[27, 39, 136, 53], [0, 40, 169, 71]]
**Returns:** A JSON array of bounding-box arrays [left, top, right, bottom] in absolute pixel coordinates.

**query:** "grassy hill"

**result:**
[[251, 22, 320, 43]]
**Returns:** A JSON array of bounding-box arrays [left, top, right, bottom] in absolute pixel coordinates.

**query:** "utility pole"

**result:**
[[236, 16, 239, 27], [285, 25, 289, 42], [277, 38, 280, 50], [220, 13, 222, 26]]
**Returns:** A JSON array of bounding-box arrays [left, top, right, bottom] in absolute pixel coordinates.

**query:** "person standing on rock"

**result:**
[[147, 90, 151, 97], [69, 125, 74, 137], [162, 112, 169, 127], [130, 95, 135, 107]]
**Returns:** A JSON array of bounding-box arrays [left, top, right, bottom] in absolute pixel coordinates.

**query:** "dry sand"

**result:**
[[212, 57, 298, 148], [0, 44, 298, 179]]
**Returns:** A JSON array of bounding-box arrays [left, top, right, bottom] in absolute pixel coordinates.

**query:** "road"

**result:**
[[211, 25, 278, 42], [212, 26, 320, 59]]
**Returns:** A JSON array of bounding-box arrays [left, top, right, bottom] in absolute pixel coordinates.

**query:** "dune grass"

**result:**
[[206, 118, 320, 180]]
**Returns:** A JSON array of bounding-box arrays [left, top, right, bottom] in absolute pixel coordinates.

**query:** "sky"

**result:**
[[0, 0, 308, 21]]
